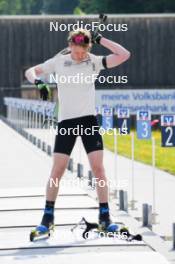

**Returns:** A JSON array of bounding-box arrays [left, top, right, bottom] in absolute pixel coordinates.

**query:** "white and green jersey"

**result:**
[[40, 53, 105, 122]]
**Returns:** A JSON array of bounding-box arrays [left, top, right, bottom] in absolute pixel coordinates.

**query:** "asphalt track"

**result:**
[[0, 119, 173, 263]]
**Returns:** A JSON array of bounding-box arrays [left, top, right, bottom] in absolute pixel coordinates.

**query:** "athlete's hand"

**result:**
[[35, 79, 51, 101], [91, 31, 102, 44]]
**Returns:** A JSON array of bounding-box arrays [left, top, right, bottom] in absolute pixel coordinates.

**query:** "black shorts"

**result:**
[[53, 115, 103, 155]]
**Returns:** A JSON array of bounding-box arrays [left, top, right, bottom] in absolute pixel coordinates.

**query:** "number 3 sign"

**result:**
[[136, 110, 151, 139]]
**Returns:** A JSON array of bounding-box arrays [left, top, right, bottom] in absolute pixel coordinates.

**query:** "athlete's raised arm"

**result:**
[[91, 33, 130, 68]]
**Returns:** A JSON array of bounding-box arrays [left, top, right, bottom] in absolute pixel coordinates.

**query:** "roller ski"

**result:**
[[71, 217, 142, 242], [30, 206, 55, 242], [97, 205, 142, 241], [30, 224, 54, 242]]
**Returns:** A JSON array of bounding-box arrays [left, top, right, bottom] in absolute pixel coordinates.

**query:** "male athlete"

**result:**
[[25, 28, 130, 235]]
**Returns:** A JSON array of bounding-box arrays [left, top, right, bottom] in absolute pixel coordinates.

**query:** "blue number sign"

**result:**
[[117, 108, 130, 134], [102, 107, 113, 130], [161, 115, 175, 147], [136, 110, 151, 139]]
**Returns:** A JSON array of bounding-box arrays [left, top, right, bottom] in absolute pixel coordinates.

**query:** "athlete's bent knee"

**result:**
[[92, 165, 105, 177], [50, 165, 66, 180]]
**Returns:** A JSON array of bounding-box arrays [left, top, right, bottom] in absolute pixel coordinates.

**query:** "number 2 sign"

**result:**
[[161, 115, 175, 147]]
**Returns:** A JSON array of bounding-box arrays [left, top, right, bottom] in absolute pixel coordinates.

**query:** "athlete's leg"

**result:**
[[88, 150, 111, 228], [80, 116, 107, 202], [41, 120, 77, 228], [40, 153, 69, 228], [88, 150, 108, 203], [46, 153, 70, 201], [47, 119, 77, 201], [81, 115, 111, 229]]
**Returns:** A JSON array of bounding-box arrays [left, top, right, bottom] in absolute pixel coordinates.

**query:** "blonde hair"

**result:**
[[68, 28, 91, 48]]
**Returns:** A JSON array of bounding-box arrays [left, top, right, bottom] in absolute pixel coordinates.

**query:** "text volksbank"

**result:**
[[102, 91, 175, 101], [95, 89, 175, 114]]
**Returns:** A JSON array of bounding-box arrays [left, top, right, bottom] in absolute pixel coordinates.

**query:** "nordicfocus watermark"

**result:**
[[77, 230, 128, 240], [50, 21, 128, 32], [44, 226, 128, 240], [49, 176, 128, 190], [48, 125, 128, 137], [49, 73, 128, 84], [83, 231, 128, 240]]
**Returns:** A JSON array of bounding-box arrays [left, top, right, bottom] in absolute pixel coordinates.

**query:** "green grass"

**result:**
[[103, 130, 175, 176]]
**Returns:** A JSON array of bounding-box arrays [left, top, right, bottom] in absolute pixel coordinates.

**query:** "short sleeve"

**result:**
[[40, 57, 56, 74], [91, 54, 106, 73]]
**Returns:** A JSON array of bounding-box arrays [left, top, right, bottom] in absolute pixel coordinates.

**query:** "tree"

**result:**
[[0, 0, 175, 15], [78, 0, 175, 14], [30, 0, 43, 14], [0, 0, 43, 14], [42, 0, 79, 14], [0, 0, 21, 14]]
